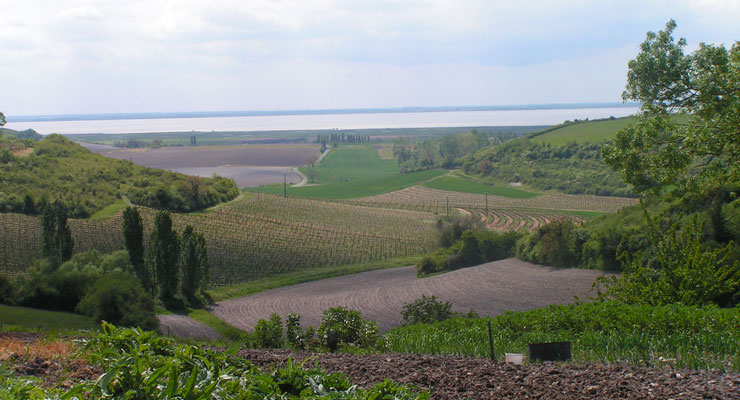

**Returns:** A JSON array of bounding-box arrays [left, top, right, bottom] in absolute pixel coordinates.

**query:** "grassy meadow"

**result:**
[[0, 304, 99, 331], [528, 117, 635, 145]]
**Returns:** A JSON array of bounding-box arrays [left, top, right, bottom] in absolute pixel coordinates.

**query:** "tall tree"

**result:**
[[146, 211, 179, 301], [41, 200, 74, 267], [0, 112, 6, 127], [179, 225, 209, 303], [122, 206, 151, 292], [602, 20, 740, 194]]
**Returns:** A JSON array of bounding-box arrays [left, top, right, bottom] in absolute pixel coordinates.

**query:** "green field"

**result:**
[[529, 117, 635, 145], [0, 304, 99, 331], [423, 175, 539, 198], [302, 144, 399, 184], [250, 169, 446, 199]]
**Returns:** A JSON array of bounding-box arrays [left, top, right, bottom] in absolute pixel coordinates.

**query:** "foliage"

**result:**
[[122, 206, 150, 292], [254, 313, 284, 348], [285, 313, 307, 349], [595, 217, 740, 306], [462, 138, 634, 197], [603, 20, 740, 194], [180, 225, 209, 305], [76, 271, 158, 330], [418, 229, 524, 276], [41, 200, 74, 267], [62, 323, 429, 399], [317, 307, 379, 351], [516, 220, 584, 268], [385, 301, 740, 371], [401, 295, 454, 325], [147, 211, 180, 301], [0, 134, 238, 217]]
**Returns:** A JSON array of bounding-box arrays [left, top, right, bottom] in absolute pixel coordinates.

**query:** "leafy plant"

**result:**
[[254, 313, 284, 348], [401, 295, 454, 325], [317, 307, 379, 351]]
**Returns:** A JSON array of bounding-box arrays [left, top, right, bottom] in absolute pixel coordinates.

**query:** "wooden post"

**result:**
[[446, 197, 449, 218], [488, 319, 496, 361], [488, 320, 495, 361], [485, 192, 488, 216], [283, 174, 287, 198]]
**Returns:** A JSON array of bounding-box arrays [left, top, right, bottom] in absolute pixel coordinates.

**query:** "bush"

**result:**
[[254, 313, 284, 348], [76, 272, 158, 330], [317, 307, 378, 351], [285, 313, 306, 349], [401, 295, 454, 325]]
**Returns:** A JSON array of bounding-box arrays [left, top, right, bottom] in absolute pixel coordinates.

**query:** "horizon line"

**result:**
[[8, 102, 639, 123]]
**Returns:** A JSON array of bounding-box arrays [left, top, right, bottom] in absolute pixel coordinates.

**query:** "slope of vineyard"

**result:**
[[0, 193, 438, 285], [350, 185, 637, 213]]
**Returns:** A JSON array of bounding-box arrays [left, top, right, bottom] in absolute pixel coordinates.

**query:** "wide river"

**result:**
[[7, 107, 639, 135]]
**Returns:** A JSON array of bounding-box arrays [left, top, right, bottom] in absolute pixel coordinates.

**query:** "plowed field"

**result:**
[[210, 258, 606, 332]]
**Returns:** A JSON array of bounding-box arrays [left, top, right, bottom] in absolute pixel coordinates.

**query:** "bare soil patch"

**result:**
[[90, 144, 320, 168], [211, 258, 606, 333], [157, 314, 222, 341], [238, 349, 740, 399]]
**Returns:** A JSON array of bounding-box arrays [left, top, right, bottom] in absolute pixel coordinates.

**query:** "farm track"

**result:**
[[157, 315, 222, 341], [238, 350, 740, 400], [209, 258, 606, 333]]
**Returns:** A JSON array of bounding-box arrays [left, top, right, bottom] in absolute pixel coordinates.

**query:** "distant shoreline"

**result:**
[[8, 102, 639, 123]]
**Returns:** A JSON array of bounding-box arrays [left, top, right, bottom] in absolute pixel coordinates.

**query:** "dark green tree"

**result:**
[[122, 206, 151, 292], [603, 20, 740, 194], [0, 112, 5, 127], [179, 225, 208, 303], [146, 211, 179, 301], [41, 200, 74, 267]]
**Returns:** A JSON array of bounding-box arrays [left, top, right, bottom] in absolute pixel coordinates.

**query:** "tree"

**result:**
[[304, 154, 318, 167], [180, 225, 208, 303], [41, 200, 74, 267], [304, 168, 319, 183], [146, 211, 179, 301], [0, 112, 5, 127], [123, 206, 151, 292], [602, 20, 740, 194]]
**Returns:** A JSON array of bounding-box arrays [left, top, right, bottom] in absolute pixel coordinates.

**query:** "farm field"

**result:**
[[352, 185, 637, 214], [249, 169, 447, 199], [85, 143, 321, 187], [423, 175, 539, 198], [300, 144, 398, 184], [210, 258, 606, 332], [0, 193, 439, 284]]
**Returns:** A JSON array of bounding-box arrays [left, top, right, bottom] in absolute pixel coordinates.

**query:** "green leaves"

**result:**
[[607, 20, 740, 194], [63, 323, 428, 399]]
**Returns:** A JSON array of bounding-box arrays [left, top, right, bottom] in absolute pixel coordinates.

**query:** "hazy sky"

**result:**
[[2, 0, 739, 115]]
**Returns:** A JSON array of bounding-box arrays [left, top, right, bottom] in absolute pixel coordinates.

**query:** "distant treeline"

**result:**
[[316, 133, 371, 145]]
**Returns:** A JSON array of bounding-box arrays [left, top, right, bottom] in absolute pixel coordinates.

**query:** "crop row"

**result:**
[[349, 185, 638, 213], [0, 195, 438, 285]]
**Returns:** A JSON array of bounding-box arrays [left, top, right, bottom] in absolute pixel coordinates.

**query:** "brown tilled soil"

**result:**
[[0, 332, 101, 389], [91, 144, 319, 168], [238, 349, 740, 399], [211, 259, 608, 333], [157, 314, 222, 341]]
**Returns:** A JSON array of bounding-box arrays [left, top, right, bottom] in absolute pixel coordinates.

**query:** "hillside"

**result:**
[[461, 139, 634, 197], [0, 134, 238, 217], [527, 116, 635, 145]]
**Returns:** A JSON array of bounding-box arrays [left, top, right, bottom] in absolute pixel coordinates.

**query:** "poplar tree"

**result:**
[[179, 225, 209, 303], [123, 206, 152, 292], [146, 211, 179, 301], [41, 200, 74, 267]]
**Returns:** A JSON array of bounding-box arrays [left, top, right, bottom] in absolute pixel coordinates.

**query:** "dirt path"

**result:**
[[211, 258, 607, 332], [238, 350, 740, 400], [157, 315, 222, 341], [291, 148, 330, 187]]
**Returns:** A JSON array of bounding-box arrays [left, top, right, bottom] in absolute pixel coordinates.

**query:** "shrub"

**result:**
[[76, 272, 158, 330], [285, 313, 305, 349], [317, 307, 378, 350], [401, 295, 454, 325], [254, 313, 284, 348]]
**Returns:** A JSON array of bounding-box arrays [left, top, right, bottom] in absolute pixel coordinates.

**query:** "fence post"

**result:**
[[488, 320, 495, 361]]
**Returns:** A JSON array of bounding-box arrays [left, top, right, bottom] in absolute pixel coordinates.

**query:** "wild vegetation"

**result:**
[[0, 135, 238, 217]]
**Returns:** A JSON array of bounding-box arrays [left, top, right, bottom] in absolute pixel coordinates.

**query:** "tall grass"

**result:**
[[384, 302, 740, 371]]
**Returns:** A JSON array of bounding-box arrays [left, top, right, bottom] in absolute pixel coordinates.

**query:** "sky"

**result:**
[[1, 0, 739, 116]]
